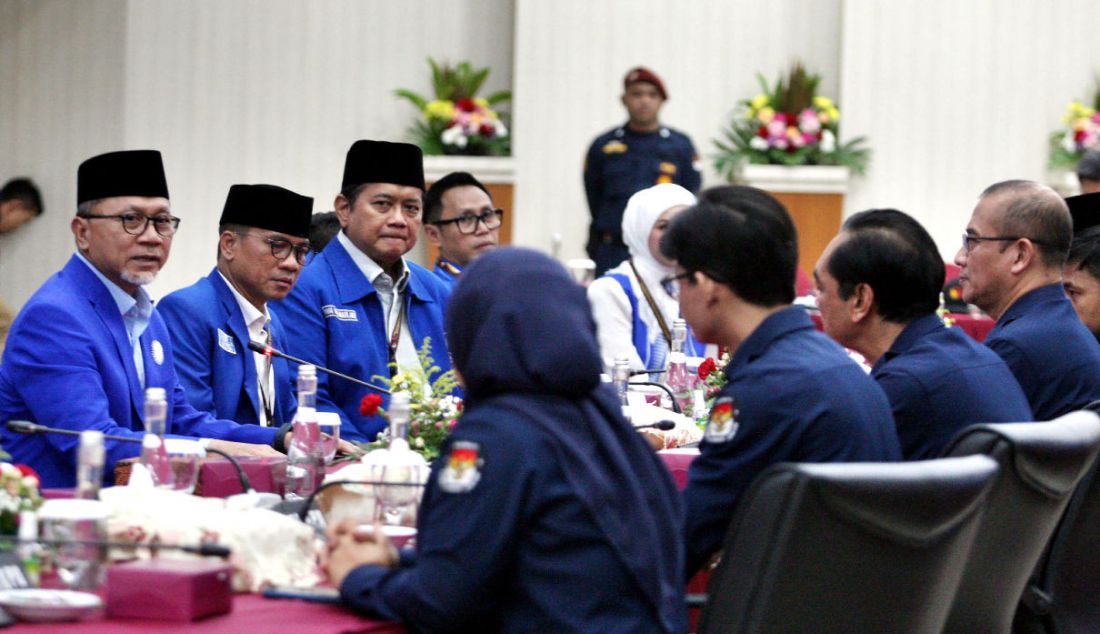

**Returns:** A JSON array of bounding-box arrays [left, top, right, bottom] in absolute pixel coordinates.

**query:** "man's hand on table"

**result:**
[[282, 433, 360, 456], [205, 439, 284, 458], [322, 518, 398, 587]]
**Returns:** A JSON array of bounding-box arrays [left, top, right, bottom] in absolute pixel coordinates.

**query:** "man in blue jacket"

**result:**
[[159, 184, 313, 427], [955, 180, 1100, 420], [661, 186, 902, 578], [422, 171, 502, 287], [815, 208, 1032, 460], [0, 150, 285, 487], [277, 140, 454, 442]]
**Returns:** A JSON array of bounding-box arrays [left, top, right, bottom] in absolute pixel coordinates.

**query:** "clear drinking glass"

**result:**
[[316, 412, 342, 464], [38, 499, 110, 591]]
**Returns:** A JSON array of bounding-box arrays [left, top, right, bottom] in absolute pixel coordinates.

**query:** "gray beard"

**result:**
[[121, 270, 156, 287]]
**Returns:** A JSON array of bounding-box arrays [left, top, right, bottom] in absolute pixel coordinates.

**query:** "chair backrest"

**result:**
[[942, 411, 1100, 633], [1016, 403, 1100, 634], [697, 456, 998, 634]]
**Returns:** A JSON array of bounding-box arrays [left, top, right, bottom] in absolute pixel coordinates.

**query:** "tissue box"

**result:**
[[106, 559, 233, 621]]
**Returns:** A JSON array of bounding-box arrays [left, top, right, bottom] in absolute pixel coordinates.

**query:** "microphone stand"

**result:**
[[627, 381, 683, 414], [247, 341, 391, 394], [0, 535, 231, 558], [634, 420, 677, 432], [5, 420, 256, 494]]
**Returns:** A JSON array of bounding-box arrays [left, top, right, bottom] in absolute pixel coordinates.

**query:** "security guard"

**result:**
[[660, 186, 902, 578], [326, 248, 686, 633], [584, 67, 701, 276]]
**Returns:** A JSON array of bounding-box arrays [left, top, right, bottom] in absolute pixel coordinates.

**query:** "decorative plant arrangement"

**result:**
[[1049, 78, 1100, 170]]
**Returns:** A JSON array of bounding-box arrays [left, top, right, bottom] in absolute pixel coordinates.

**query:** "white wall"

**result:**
[[512, 0, 841, 258], [841, 0, 1100, 258]]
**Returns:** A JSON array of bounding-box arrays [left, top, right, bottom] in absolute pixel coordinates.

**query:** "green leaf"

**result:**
[[486, 90, 512, 106], [393, 89, 428, 111]]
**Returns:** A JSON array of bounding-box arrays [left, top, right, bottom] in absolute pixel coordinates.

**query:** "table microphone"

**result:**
[[247, 340, 391, 395], [626, 381, 683, 414], [0, 535, 231, 558], [634, 420, 676, 432], [5, 420, 256, 495]]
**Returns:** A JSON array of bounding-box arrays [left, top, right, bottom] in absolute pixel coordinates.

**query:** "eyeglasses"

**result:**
[[660, 271, 694, 286], [434, 208, 504, 235], [236, 232, 311, 265], [80, 213, 180, 237], [961, 234, 1044, 253]]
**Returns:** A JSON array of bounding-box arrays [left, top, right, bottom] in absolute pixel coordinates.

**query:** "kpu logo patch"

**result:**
[[438, 441, 482, 493], [705, 396, 740, 443]]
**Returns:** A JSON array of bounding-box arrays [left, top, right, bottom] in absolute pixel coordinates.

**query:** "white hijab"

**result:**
[[621, 183, 697, 286]]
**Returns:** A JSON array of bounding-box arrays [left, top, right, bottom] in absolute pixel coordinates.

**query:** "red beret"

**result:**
[[623, 67, 667, 100]]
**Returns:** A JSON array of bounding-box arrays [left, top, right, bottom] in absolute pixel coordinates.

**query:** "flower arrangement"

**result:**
[[0, 462, 42, 536], [714, 63, 870, 181], [395, 58, 511, 156], [695, 353, 730, 428], [1049, 81, 1100, 170], [357, 338, 463, 462]]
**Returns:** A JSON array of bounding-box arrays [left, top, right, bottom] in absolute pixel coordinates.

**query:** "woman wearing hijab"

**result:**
[[325, 248, 686, 633], [588, 183, 703, 373]]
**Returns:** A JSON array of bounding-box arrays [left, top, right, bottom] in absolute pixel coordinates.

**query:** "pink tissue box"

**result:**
[[106, 558, 233, 621]]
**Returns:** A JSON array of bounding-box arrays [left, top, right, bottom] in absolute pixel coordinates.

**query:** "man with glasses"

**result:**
[[660, 185, 901, 578], [159, 184, 312, 427], [0, 150, 287, 487], [422, 171, 502, 286], [278, 140, 455, 442], [955, 180, 1100, 420]]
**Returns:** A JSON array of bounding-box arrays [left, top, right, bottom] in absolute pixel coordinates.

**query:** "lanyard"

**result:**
[[387, 293, 408, 377], [258, 326, 274, 425], [628, 259, 673, 346]]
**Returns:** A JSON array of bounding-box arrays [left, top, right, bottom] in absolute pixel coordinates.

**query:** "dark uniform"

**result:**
[[583, 125, 701, 275], [985, 284, 1100, 421], [683, 307, 902, 577], [339, 248, 686, 633], [872, 314, 1033, 460]]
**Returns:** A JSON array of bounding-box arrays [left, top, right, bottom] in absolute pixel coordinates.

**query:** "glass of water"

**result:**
[[38, 499, 110, 591]]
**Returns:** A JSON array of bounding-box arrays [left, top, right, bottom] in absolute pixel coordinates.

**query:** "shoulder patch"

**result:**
[[438, 441, 482, 494], [601, 140, 628, 154], [217, 329, 237, 355], [704, 396, 740, 443], [322, 305, 358, 322]]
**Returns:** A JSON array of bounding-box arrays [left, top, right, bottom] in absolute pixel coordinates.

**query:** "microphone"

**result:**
[[0, 535, 231, 558], [6, 420, 256, 495], [634, 420, 676, 432], [247, 340, 390, 395], [629, 368, 668, 376], [627, 381, 683, 414]]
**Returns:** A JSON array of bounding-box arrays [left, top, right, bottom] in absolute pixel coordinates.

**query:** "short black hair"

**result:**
[[1067, 225, 1100, 282], [423, 172, 491, 224], [829, 209, 944, 323], [0, 178, 43, 216], [980, 180, 1072, 268], [1078, 150, 1100, 183], [308, 211, 341, 252], [660, 185, 797, 307]]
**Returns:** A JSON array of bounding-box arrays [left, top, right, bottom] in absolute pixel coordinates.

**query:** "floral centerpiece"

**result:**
[[694, 353, 730, 428], [714, 63, 870, 181], [395, 58, 511, 156], [355, 338, 462, 462], [0, 462, 42, 536], [1048, 81, 1100, 170]]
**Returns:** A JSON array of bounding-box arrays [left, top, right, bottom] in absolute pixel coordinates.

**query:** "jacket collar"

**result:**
[[874, 313, 944, 371], [727, 306, 814, 375], [325, 235, 436, 305]]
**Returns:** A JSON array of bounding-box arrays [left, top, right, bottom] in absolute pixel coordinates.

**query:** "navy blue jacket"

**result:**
[[985, 284, 1100, 421], [683, 307, 902, 577], [872, 314, 1033, 460], [275, 237, 454, 442], [584, 124, 700, 235], [340, 248, 686, 633], [158, 269, 298, 426], [431, 258, 461, 289], [0, 256, 277, 487]]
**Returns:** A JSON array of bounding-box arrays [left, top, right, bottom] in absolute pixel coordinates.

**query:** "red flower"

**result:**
[[15, 464, 39, 480], [697, 357, 717, 381], [456, 98, 476, 112], [478, 123, 496, 137], [360, 393, 384, 417]]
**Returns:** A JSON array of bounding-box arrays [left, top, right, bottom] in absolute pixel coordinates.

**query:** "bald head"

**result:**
[[978, 180, 1072, 269]]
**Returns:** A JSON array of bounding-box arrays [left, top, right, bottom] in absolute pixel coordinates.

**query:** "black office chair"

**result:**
[[696, 456, 998, 634], [1014, 403, 1100, 634], [942, 411, 1100, 633]]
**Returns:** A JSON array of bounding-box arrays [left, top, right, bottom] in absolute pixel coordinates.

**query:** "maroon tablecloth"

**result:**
[[6, 593, 402, 632]]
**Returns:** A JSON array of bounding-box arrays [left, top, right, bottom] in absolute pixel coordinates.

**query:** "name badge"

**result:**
[[322, 305, 358, 322], [217, 329, 237, 355]]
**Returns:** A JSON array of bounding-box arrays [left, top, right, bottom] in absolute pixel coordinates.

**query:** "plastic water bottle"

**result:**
[[75, 430, 104, 500], [666, 319, 693, 416], [612, 356, 631, 406], [140, 387, 174, 489], [285, 365, 323, 500]]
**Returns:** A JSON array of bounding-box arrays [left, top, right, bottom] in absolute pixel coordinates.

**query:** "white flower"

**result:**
[[1062, 132, 1078, 154], [749, 136, 769, 151], [414, 437, 425, 448], [495, 120, 508, 137], [441, 125, 466, 147], [820, 130, 836, 154], [0, 463, 18, 477], [22, 475, 38, 490]]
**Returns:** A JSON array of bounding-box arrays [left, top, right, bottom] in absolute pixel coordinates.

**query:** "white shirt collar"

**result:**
[[336, 230, 409, 292], [74, 251, 151, 319], [217, 271, 269, 334]]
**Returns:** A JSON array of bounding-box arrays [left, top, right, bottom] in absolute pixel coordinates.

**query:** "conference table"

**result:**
[[23, 450, 703, 631]]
